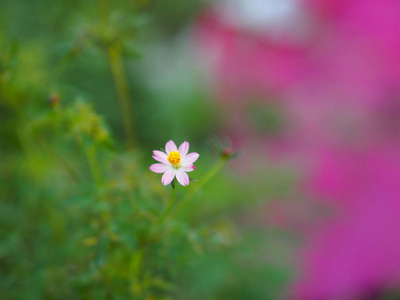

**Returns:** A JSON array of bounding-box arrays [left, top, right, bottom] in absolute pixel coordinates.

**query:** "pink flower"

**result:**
[[292, 145, 400, 299], [195, 1, 400, 298], [150, 140, 199, 186]]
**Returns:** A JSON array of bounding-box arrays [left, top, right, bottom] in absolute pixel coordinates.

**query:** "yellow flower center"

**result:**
[[167, 151, 181, 166]]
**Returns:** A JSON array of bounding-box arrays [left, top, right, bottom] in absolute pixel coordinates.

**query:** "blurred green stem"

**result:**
[[85, 144, 101, 185], [172, 159, 226, 216], [159, 180, 176, 223], [107, 44, 136, 149]]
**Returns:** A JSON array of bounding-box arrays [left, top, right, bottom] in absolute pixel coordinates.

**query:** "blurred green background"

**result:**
[[0, 0, 295, 299]]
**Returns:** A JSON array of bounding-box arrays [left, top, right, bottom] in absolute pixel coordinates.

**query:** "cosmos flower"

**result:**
[[150, 140, 199, 186]]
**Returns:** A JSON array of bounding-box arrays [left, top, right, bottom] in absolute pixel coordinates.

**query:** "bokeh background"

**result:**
[[1, 0, 400, 299]]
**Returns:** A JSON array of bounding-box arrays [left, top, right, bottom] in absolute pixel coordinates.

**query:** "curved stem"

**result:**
[[172, 159, 226, 217]]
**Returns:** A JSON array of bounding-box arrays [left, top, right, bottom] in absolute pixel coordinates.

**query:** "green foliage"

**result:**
[[0, 1, 294, 299]]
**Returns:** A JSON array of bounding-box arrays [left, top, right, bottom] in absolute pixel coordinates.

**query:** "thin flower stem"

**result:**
[[172, 159, 226, 217], [159, 180, 176, 223], [107, 44, 136, 149], [196, 159, 226, 191], [97, 0, 136, 148]]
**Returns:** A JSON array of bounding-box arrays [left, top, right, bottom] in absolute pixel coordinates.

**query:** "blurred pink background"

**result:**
[[195, 0, 400, 299]]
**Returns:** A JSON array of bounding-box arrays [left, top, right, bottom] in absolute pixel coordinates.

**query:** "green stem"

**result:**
[[159, 181, 176, 223], [196, 159, 226, 191], [85, 144, 101, 185], [172, 159, 226, 217], [107, 44, 136, 149]]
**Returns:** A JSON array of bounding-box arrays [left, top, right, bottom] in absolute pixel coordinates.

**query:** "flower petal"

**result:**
[[152, 150, 168, 163], [165, 140, 177, 154], [176, 169, 189, 186], [178, 141, 189, 157], [181, 164, 196, 172], [149, 163, 170, 173], [181, 152, 199, 164], [162, 169, 175, 185]]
